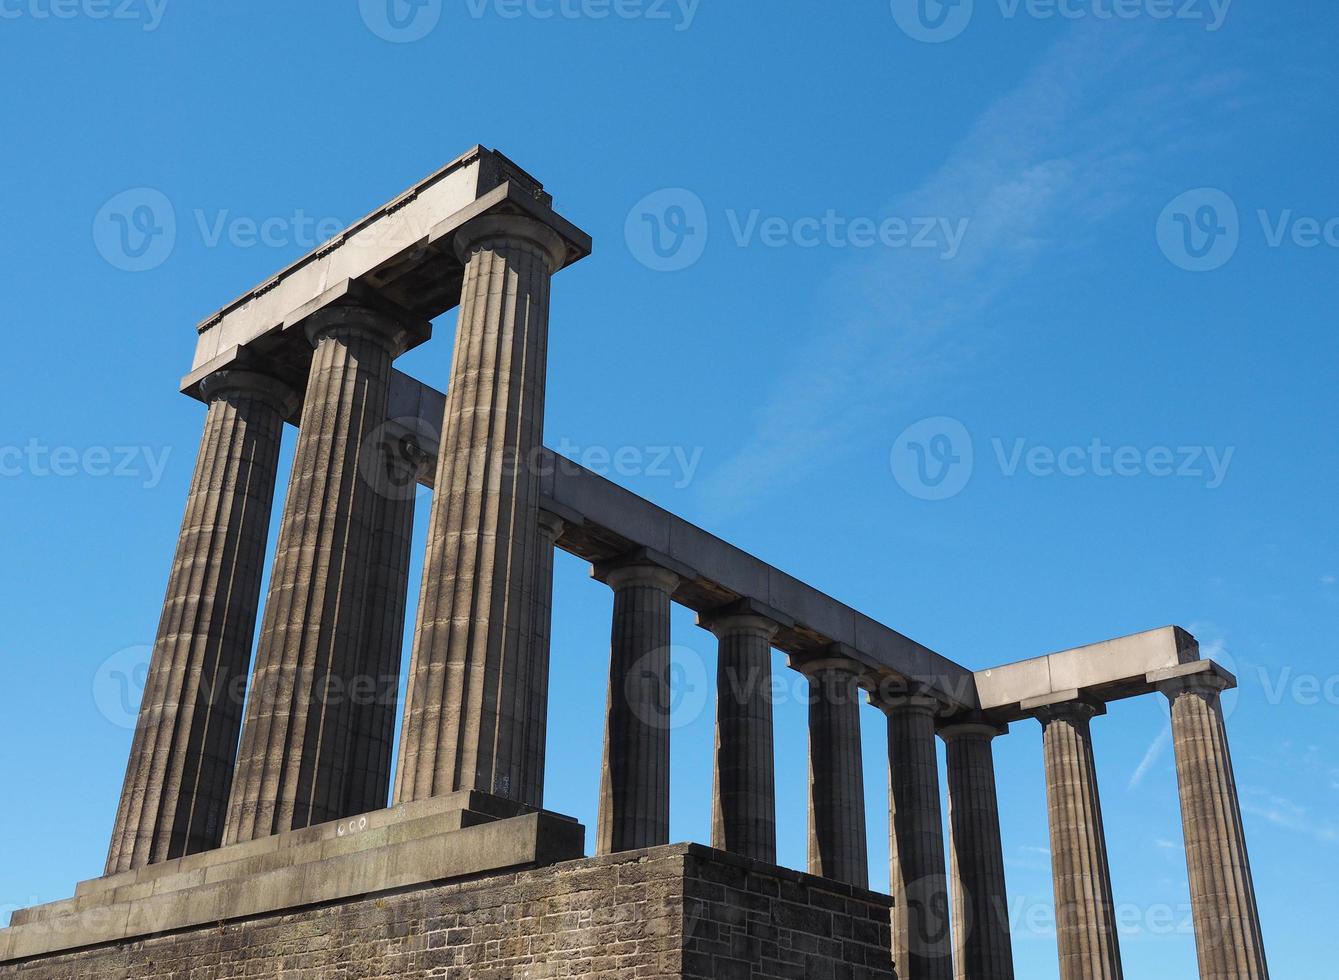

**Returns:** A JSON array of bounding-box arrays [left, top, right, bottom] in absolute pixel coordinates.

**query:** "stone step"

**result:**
[[13, 793, 549, 927], [0, 810, 586, 965]]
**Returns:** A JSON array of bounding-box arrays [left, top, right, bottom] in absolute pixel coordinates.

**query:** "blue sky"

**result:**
[[2, 2, 1336, 976]]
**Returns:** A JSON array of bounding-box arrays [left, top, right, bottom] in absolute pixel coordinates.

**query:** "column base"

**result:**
[[0, 795, 583, 964]]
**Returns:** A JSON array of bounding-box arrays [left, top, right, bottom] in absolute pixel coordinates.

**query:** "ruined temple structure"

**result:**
[[0, 148, 1269, 979]]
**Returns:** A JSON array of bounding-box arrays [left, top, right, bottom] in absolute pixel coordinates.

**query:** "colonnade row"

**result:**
[[593, 576, 1269, 980], [107, 208, 1267, 980]]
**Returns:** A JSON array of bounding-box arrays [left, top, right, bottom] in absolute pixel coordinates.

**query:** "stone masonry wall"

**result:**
[[1, 844, 894, 980]]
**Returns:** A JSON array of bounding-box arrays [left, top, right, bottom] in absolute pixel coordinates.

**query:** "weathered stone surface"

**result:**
[[522, 510, 564, 806], [224, 305, 412, 843], [877, 696, 953, 980], [1034, 698, 1124, 980], [942, 723, 1015, 980], [1, 845, 894, 980], [596, 561, 681, 855], [797, 657, 869, 888], [395, 215, 567, 808], [105, 370, 296, 874], [703, 610, 780, 864], [345, 436, 423, 816], [1160, 670, 1270, 980]]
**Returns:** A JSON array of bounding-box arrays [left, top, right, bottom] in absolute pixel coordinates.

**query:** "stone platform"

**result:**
[[0, 838, 895, 979]]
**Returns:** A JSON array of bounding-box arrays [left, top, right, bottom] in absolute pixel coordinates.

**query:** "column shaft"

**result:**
[[943, 724, 1015, 980], [803, 660, 869, 888], [106, 371, 294, 873], [1037, 701, 1124, 980], [596, 563, 679, 854], [1165, 679, 1270, 980], [882, 698, 954, 980], [395, 216, 566, 807], [520, 511, 563, 806], [343, 439, 423, 815], [710, 614, 778, 864], [224, 307, 408, 843]]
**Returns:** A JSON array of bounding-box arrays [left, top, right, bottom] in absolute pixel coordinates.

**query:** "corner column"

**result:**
[[1031, 696, 1124, 980], [595, 558, 680, 855], [224, 304, 414, 843], [106, 370, 297, 873], [700, 605, 782, 864], [1157, 666, 1270, 980], [797, 654, 869, 888], [941, 722, 1015, 980], [874, 694, 954, 980], [395, 214, 568, 808]]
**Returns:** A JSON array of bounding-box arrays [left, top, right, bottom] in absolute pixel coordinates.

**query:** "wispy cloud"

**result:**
[[1129, 724, 1172, 790], [1242, 788, 1339, 845], [696, 23, 1242, 515]]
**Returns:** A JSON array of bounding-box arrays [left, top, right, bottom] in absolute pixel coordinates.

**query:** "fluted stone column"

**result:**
[[942, 722, 1015, 980], [596, 561, 680, 855], [344, 435, 425, 816], [106, 370, 296, 873], [1033, 697, 1124, 980], [799, 656, 869, 888], [1158, 668, 1270, 980], [224, 305, 412, 844], [395, 215, 567, 808], [520, 511, 564, 806], [875, 695, 954, 980], [703, 609, 780, 864]]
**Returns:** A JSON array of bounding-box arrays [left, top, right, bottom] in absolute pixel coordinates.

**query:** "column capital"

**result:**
[[868, 691, 944, 718], [789, 644, 868, 682], [592, 547, 689, 593], [938, 719, 1009, 742], [536, 509, 566, 540], [1022, 690, 1107, 726], [697, 598, 791, 641], [599, 562, 680, 595], [1149, 660, 1236, 701], [453, 213, 569, 273], [198, 369, 299, 420], [303, 303, 416, 357]]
